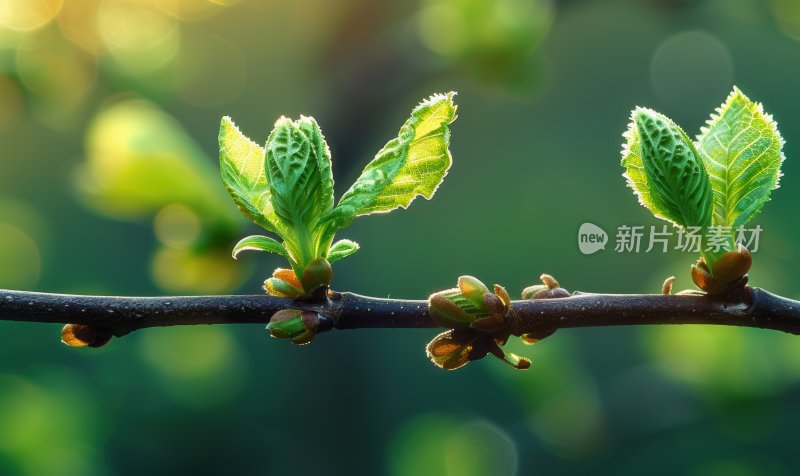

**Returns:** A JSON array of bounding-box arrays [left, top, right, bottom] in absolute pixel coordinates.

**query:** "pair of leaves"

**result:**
[[220, 115, 335, 270], [622, 87, 784, 265], [220, 92, 458, 280]]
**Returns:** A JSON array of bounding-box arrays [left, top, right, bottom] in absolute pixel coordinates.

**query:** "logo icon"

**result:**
[[578, 223, 608, 255]]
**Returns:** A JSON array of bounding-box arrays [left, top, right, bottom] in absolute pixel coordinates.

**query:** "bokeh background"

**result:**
[[2, 0, 800, 474]]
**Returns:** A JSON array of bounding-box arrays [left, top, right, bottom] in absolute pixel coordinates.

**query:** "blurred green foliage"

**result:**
[[2, 0, 800, 474], [76, 99, 245, 293], [417, 0, 552, 93]]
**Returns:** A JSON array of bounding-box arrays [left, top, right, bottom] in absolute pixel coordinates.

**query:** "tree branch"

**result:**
[[2, 286, 800, 342]]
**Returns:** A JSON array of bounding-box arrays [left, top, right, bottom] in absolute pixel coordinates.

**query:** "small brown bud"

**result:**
[[528, 288, 570, 300], [264, 268, 304, 297], [300, 257, 333, 294], [263, 278, 303, 298], [691, 245, 752, 294], [429, 290, 475, 329], [482, 293, 507, 316], [267, 309, 319, 345], [61, 324, 112, 348], [521, 284, 547, 300], [426, 330, 477, 370], [662, 276, 675, 295], [540, 274, 560, 289], [520, 328, 556, 345], [523, 275, 568, 299], [493, 284, 511, 307], [471, 315, 506, 333]]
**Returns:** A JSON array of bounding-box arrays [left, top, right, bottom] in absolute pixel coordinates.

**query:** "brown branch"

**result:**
[[2, 286, 800, 343]]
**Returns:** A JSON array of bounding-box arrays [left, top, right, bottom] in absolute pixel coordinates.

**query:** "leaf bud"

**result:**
[[691, 244, 752, 294], [300, 257, 333, 295], [61, 324, 112, 348], [267, 309, 319, 345]]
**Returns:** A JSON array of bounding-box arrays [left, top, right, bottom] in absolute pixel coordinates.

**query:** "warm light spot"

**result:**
[[151, 247, 242, 294], [771, 0, 800, 41], [644, 326, 787, 398], [15, 31, 96, 109], [389, 414, 518, 476], [0, 0, 63, 32], [148, 0, 232, 22], [154, 203, 201, 248], [57, 0, 106, 55], [77, 99, 236, 223], [417, 0, 551, 59], [0, 373, 100, 474], [97, 0, 179, 74], [417, 3, 466, 56], [138, 326, 245, 407], [531, 388, 604, 453], [444, 420, 517, 476], [140, 326, 234, 379]]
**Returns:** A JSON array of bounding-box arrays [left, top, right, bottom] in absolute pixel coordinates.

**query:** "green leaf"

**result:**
[[337, 92, 457, 216], [219, 117, 289, 237], [314, 205, 356, 256], [297, 116, 335, 217], [265, 116, 334, 226], [696, 87, 785, 228], [232, 235, 289, 260], [622, 108, 713, 228], [326, 239, 360, 263], [79, 101, 239, 229], [264, 116, 335, 266]]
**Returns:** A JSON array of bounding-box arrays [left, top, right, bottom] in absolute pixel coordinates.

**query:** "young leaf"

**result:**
[[265, 116, 334, 223], [622, 108, 713, 228], [336, 92, 458, 217], [315, 206, 356, 254], [232, 235, 289, 260], [264, 116, 335, 264], [219, 117, 289, 237], [297, 117, 335, 217], [696, 87, 785, 228], [326, 239, 360, 263]]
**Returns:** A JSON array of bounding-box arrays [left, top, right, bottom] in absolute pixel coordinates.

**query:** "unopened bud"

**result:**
[[493, 284, 511, 307], [429, 290, 475, 329], [61, 324, 112, 348], [263, 268, 304, 298], [482, 293, 507, 316], [267, 309, 319, 345], [691, 244, 752, 294], [458, 275, 490, 308], [300, 257, 333, 295], [521, 284, 547, 300], [426, 329, 476, 370], [540, 274, 559, 289], [429, 276, 513, 331]]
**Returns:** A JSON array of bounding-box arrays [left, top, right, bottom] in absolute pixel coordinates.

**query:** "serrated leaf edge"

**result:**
[[695, 86, 785, 226]]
